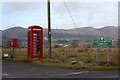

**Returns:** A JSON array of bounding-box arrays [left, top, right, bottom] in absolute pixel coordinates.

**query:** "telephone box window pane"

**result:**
[[33, 33, 40, 56]]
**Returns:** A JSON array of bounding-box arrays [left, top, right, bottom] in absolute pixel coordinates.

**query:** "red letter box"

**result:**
[[28, 25, 43, 59], [11, 38, 18, 47]]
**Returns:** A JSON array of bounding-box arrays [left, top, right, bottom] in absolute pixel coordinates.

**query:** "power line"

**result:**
[[64, 2, 81, 41], [64, 2, 86, 48]]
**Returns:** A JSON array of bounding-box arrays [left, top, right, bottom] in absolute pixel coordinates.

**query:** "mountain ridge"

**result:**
[[2, 26, 118, 44]]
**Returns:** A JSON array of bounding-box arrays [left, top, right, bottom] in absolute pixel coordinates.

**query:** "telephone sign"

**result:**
[[28, 25, 43, 59]]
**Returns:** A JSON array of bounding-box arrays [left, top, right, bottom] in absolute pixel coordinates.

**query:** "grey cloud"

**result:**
[[52, 2, 117, 28], [2, 2, 42, 14], [52, 2, 83, 17], [53, 2, 117, 22]]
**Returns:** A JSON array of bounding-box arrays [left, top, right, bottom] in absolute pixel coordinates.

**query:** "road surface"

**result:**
[[1, 61, 119, 79]]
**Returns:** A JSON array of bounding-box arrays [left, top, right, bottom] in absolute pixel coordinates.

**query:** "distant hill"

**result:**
[[45, 26, 118, 40], [2, 27, 27, 42], [2, 26, 118, 46]]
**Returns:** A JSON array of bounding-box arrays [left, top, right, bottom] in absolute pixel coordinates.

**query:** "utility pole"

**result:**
[[47, 0, 51, 57]]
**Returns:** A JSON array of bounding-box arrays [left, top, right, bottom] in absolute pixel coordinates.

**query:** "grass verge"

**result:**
[[2, 47, 119, 70]]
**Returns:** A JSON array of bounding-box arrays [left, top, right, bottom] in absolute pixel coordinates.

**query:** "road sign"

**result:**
[[92, 37, 112, 65], [93, 39, 112, 46], [93, 40, 99, 46]]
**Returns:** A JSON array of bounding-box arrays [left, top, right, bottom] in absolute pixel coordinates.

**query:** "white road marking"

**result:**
[[2, 73, 9, 76], [64, 71, 89, 76]]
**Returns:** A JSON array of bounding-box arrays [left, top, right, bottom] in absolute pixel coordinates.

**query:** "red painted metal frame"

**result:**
[[11, 38, 18, 47], [28, 25, 43, 59]]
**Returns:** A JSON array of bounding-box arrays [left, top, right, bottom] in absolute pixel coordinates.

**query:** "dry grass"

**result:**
[[2, 47, 119, 70]]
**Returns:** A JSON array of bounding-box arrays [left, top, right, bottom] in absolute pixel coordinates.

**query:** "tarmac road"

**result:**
[[1, 61, 119, 79]]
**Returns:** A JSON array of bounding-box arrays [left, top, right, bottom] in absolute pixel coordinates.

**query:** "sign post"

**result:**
[[107, 47, 110, 65], [93, 37, 112, 65], [96, 47, 98, 65]]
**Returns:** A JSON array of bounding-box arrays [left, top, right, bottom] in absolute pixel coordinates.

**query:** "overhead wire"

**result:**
[[64, 2, 86, 48], [64, 2, 81, 40]]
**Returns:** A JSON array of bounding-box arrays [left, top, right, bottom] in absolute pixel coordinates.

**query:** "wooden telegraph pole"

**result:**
[[47, 0, 51, 57]]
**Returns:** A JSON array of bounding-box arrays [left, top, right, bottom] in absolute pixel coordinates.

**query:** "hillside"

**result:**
[[2, 26, 118, 45]]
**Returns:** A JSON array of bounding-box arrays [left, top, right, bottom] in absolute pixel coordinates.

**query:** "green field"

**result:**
[[2, 47, 119, 70]]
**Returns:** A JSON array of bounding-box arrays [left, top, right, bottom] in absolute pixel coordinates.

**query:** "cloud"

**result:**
[[51, 0, 119, 2], [0, 2, 2, 29], [2, 2, 42, 14], [1, 1, 118, 30], [51, 2, 117, 28], [1, 0, 119, 2]]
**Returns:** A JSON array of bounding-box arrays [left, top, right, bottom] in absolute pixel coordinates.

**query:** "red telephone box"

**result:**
[[28, 25, 43, 59], [11, 38, 18, 47]]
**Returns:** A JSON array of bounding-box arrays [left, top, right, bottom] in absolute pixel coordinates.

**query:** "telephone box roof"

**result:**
[[28, 25, 43, 29]]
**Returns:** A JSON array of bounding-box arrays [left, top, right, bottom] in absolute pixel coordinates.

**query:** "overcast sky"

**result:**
[[0, 0, 119, 30]]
